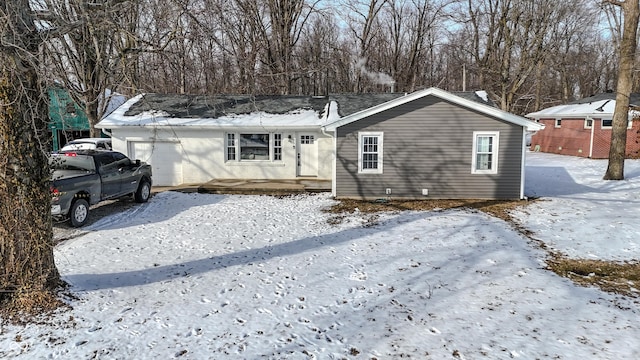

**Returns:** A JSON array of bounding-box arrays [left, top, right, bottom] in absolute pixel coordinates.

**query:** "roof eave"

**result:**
[[526, 112, 613, 120], [324, 87, 541, 131], [95, 123, 323, 131]]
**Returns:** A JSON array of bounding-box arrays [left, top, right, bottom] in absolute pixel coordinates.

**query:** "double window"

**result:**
[[472, 131, 499, 174], [358, 132, 383, 174], [226, 133, 283, 161]]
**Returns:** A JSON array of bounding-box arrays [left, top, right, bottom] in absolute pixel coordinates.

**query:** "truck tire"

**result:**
[[135, 179, 151, 203], [70, 199, 89, 227]]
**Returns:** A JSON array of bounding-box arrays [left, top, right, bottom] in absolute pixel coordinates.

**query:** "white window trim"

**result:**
[[584, 119, 593, 129], [273, 133, 283, 161], [358, 131, 383, 174], [225, 132, 283, 162], [225, 133, 236, 161], [602, 118, 633, 129], [472, 131, 499, 175], [554, 119, 562, 128]]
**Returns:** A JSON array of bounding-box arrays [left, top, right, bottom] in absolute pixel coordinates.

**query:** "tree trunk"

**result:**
[[604, 0, 640, 180], [0, 2, 60, 306]]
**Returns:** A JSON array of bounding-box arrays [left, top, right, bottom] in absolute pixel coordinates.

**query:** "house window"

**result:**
[[358, 132, 383, 174], [274, 134, 282, 161], [300, 135, 315, 144], [601, 118, 634, 129], [226, 134, 236, 161], [472, 131, 499, 174], [225, 133, 283, 161], [584, 119, 593, 129], [555, 119, 562, 128], [65, 102, 76, 115], [240, 134, 269, 160]]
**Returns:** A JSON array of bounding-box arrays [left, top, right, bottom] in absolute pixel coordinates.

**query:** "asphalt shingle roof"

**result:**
[[123, 91, 496, 119], [570, 92, 640, 106]]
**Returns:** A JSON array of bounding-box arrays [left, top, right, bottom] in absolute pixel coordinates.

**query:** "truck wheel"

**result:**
[[70, 199, 89, 227], [135, 179, 151, 203]]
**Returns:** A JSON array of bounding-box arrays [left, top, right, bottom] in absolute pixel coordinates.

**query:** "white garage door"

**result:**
[[129, 141, 183, 186]]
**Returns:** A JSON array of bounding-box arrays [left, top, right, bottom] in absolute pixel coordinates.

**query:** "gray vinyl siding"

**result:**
[[334, 95, 524, 200]]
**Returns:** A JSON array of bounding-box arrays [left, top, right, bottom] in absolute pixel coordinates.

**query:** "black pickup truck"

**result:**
[[50, 150, 153, 227]]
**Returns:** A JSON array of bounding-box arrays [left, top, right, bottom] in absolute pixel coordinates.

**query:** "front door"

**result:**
[[297, 134, 318, 177]]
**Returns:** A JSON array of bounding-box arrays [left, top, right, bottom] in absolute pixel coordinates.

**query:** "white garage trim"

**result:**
[[127, 139, 183, 186]]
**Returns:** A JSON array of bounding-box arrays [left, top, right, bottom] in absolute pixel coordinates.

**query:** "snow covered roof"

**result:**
[[526, 99, 616, 119], [96, 94, 335, 129], [323, 87, 543, 131], [526, 92, 640, 120], [100, 89, 127, 119], [97, 90, 509, 130]]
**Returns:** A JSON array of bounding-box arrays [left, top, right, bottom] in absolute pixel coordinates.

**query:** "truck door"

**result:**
[[96, 153, 122, 197], [112, 152, 140, 195]]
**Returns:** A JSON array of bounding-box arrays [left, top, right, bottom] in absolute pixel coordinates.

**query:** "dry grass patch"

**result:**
[[547, 257, 640, 298], [326, 198, 532, 223]]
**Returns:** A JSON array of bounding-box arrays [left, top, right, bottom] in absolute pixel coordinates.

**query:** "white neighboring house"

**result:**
[[97, 94, 344, 186]]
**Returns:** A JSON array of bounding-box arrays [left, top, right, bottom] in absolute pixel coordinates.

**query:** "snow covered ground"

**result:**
[[2, 151, 640, 359]]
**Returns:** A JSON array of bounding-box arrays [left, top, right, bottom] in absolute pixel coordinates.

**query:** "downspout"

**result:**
[[591, 100, 610, 158], [588, 116, 595, 158], [321, 101, 336, 198], [321, 125, 337, 197], [520, 128, 527, 200]]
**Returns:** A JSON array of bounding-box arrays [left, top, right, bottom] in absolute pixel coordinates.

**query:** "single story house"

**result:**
[[322, 87, 543, 200], [526, 93, 640, 159], [98, 88, 542, 199], [97, 93, 409, 186]]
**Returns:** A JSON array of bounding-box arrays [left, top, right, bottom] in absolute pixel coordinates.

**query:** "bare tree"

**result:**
[[36, 0, 616, 108], [203, 0, 266, 94], [342, 0, 390, 92], [0, 1, 60, 309], [260, 0, 319, 93], [459, 0, 596, 112], [527, 3, 604, 111], [603, 0, 640, 180], [295, 12, 342, 94], [42, 0, 141, 136], [377, 0, 451, 92]]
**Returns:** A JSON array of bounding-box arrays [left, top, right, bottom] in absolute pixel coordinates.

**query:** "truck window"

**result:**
[[96, 154, 118, 172], [96, 152, 131, 172], [50, 154, 96, 172]]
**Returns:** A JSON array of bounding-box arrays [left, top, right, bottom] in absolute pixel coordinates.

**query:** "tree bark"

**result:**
[[604, 0, 639, 180], [0, 1, 60, 305]]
